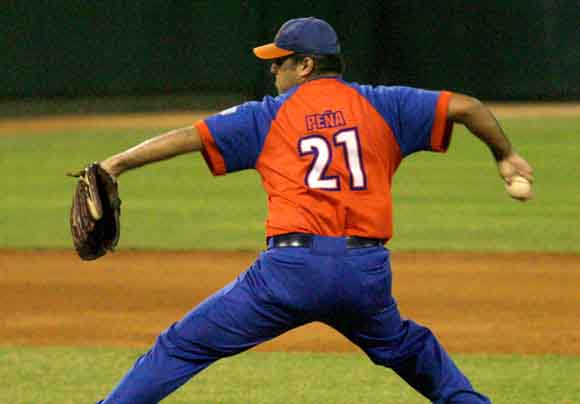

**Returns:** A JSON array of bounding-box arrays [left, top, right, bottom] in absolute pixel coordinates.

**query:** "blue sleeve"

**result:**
[[350, 84, 451, 157], [204, 98, 277, 173]]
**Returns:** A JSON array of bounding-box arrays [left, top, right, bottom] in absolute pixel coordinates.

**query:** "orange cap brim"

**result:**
[[253, 43, 294, 60]]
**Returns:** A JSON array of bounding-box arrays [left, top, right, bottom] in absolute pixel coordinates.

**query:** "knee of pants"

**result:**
[[366, 349, 408, 367], [364, 321, 435, 368], [155, 323, 184, 357], [155, 322, 219, 362], [365, 345, 410, 367]]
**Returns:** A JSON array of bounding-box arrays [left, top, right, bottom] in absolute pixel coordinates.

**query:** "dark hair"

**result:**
[[288, 53, 345, 75]]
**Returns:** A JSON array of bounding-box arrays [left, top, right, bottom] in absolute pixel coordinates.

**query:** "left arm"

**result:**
[[99, 125, 203, 178]]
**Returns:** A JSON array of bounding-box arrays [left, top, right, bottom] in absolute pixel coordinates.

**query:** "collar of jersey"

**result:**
[[304, 75, 342, 84], [283, 75, 342, 94]]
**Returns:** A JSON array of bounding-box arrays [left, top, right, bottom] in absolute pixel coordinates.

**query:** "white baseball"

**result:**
[[505, 175, 532, 200]]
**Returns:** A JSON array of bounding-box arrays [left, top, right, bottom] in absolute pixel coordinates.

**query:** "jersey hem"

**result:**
[[265, 228, 392, 241]]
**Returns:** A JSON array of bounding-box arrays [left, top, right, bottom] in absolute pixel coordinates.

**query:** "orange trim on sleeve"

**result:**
[[430, 91, 454, 152], [195, 120, 227, 176]]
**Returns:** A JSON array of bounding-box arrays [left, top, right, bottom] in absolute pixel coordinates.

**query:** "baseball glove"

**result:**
[[68, 163, 121, 260]]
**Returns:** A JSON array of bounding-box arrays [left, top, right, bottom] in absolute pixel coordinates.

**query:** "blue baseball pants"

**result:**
[[98, 235, 490, 403]]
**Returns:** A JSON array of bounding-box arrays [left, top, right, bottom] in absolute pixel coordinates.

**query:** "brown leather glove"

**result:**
[[68, 163, 121, 260]]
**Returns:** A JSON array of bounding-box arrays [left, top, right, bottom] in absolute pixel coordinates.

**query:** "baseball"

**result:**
[[505, 175, 532, 200]]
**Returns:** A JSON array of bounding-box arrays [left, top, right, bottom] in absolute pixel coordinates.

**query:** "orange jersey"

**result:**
[[196, 77, 453, 241]]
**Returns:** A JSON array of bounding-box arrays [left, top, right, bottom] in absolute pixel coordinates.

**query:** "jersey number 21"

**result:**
[[299, 127, 367, 191]]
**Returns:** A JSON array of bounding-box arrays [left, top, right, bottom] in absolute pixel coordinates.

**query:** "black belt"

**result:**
[[268, 233, 384, 249]]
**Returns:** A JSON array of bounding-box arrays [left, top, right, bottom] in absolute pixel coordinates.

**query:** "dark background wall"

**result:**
[[1, 0, 578, 101]]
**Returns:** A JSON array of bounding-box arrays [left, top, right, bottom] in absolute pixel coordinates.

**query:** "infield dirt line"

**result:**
[[1, 249, 579, 355], [0, 112, 211, 136], [1, 104, 579, 136]]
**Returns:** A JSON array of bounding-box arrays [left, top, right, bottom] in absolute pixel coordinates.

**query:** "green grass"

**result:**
[[1, 116, 579, 252], [1, 117, 579, 403], [1, 347, 578, 404]]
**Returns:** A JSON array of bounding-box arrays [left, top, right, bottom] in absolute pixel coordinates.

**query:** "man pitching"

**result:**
[[92, 17, 533, 403]]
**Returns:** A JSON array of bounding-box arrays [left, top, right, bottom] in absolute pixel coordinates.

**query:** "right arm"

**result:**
[[99, 125, 203, 178]]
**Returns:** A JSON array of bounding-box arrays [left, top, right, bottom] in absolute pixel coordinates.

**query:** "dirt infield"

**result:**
[[0, 112, 211, 135], [1, 250, 578, 355], [1, 103, 580, 136]]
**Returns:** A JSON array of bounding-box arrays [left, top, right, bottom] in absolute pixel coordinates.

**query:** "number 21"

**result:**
[[299, 128, 367, 191]]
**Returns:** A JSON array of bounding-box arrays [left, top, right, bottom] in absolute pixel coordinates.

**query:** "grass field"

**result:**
[[1, 348, 579, 404], [1, 113, 579, 403], [1, 116, 579, 251]]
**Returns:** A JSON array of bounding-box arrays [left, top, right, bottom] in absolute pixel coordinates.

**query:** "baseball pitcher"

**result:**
[[80, 17, 533, 404]]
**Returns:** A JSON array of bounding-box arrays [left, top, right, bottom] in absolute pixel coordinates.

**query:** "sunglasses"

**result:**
[[272, 54, 294, 66]]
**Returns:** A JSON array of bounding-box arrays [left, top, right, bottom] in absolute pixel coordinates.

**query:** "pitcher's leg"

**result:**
[[99, 264, 298, 404], [332, 302, 490, 403]]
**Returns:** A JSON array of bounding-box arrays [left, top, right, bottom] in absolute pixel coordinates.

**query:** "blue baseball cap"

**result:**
[[253, 17, 341, 60]]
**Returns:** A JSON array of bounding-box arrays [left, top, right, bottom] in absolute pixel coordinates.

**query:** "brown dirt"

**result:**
[[1, 103, 579, 136], [1, 250, 578, 355], [0, 112, 212, 136]]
